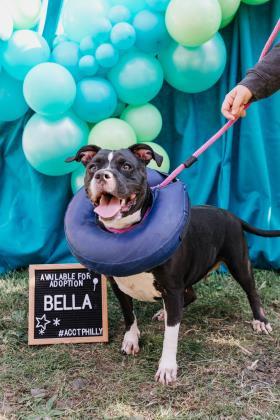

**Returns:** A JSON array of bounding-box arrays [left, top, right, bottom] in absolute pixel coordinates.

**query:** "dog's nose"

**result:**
[[94, 170, 113, 181]]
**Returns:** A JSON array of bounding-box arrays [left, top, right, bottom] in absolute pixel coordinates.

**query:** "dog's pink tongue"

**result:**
[[94, 195, 121, 219]]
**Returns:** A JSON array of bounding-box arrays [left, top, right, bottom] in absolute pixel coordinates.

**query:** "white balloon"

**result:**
[[4, 0, 42, 30], [0, 2, 14, 41]]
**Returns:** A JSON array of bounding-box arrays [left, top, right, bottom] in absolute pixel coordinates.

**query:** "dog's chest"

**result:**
[[113, 273, 162, 302]]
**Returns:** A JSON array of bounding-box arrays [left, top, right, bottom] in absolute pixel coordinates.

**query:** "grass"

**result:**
[[0, 269, 279, 419]]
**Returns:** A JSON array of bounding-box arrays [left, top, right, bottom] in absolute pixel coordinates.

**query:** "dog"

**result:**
[[66, 143, 279, 385]]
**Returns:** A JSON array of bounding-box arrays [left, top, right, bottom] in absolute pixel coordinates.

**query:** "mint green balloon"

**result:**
[[165, 0, 222, 47], [242, 0, 270, 4], [218, 0, 240, 28], [88, 118, 136, 149], [159, 33, 227, 93], [121, 103, 162, 141], [7, 0, 42, 30], [22, 112, 89, 176], [71, 165, 86, 193], [140, 142, 170, 173]]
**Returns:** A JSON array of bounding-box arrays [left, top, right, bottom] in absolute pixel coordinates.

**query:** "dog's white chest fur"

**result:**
[[113, 273, 161, 302]]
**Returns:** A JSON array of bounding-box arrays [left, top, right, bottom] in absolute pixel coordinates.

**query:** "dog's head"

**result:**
[[66, 144, 163, 228]]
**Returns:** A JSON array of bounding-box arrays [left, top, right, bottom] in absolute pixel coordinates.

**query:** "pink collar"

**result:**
[[104, 208, 151, 234]]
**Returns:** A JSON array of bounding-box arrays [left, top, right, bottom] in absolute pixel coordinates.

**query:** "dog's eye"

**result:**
[[122, 162, 132, 171], [89, 164, 97, 173]]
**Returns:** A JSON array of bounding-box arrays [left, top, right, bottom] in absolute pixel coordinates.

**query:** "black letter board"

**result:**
[[28, 264, 108, 345]]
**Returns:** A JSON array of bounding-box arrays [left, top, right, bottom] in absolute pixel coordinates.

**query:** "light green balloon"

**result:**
[[121, 103, 162, 142], [22, 112, 89, 176], [88, 118, 137, 150], [140, 142, 170, 173], [165, 0, 222, 47], [71, 165, 86, 193], [6, 0, 42, 30], [218, 0, 240, 28], [242, 0, 270, 4], [0, 3, 13, 41]]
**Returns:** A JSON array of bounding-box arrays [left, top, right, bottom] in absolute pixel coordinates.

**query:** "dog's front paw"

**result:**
[[155, 361, 177, 385], [252, 319, 272, 335], [121, 327, 140, 355]]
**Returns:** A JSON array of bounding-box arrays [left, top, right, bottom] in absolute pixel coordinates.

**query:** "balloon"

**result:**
[[52, 35, 69, 49], [109, 0, 146, 15], [133, 9, 170, 53], [2, 30, 50, 80], [112, 101, 126, 117], [242, 0, 270, 4], [22, 112, 89, 176], [62, 0, 110, 42], [0, 70, 28, 122], [79, 36, 97, 55], [91, 18, 112, 44], [218, 0, 240, 28], [95, 43, 119, 68], [73, 78, 117, 123], [110, 22, 136, 50], [5, 0, 41, 30], [141, 142, 170, 173], [23, 63, 76, 116], [121, 103, 162, 141], [165, 0, 222, 47], [145, 0, 170, 12], [88, 118, 136, 149], [108, 5, 131, 23], [71, 165, 86, 193], [0, 3, 13, 41], [78, 55, 99, 76], [109, 51, 164, 105], [51, 41, 80, 79], [159, 33, 227, 93]]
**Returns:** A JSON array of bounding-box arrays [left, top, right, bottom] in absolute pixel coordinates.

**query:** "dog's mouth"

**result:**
[[94, 192, 137, 220]]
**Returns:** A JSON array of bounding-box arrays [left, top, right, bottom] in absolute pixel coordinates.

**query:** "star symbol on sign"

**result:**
[[53, 318, 61, 327], [39, 329, 45, 335], [35, 314, 51, 331]]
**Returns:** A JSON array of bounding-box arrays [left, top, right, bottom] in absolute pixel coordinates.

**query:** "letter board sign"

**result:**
[[28, 264, 108, 345]]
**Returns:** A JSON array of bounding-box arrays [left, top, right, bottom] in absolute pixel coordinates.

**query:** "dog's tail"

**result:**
[[240, 220, 280, 237]]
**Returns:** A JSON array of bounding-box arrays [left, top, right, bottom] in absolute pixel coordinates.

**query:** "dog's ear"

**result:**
[[65, 145, 101, 166], [129, 144, 163, 167]]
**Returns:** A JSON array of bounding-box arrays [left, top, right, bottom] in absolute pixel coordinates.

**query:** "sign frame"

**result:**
[[28, 263, 108, 345]]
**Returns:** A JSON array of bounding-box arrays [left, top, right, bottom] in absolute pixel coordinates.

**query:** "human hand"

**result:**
[[221, 85, 253, 120]]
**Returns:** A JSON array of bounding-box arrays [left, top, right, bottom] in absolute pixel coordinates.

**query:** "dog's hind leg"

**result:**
[[108, 277, 140, 355], [223, 240, 272, 335]]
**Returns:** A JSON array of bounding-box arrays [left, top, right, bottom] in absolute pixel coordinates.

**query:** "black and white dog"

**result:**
[[67, 143, 278, 385]]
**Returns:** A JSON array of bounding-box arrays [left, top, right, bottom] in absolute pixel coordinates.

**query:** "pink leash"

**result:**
[[159, 19, 280, 189]]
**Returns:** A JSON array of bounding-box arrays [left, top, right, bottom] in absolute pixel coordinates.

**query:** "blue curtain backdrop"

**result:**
[[0, 1, 279, 273]]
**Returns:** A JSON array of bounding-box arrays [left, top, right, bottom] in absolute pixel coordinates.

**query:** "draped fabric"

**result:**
[[0, 1, 279, 273]]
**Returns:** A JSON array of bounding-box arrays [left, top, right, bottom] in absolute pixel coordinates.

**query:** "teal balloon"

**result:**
[[0, 70, 28, 122], [78, 55, 99, 76], [91, 18, 112, 44], [145, 0, 170, 12], [95, 43, 119, 68], [52, 35, 69, 48], [159, 33, 227, 93], [71, 165, 86, 193], [109, 0, 146, 15], [62, 0, 110, 42], [22, 112, 89, 176], [51, 41, 80, 80], [109, 5, 132, 23], [73, 78, 117, 123], [79, 36, 97, 55], [133, 9, 170, 53], [110, 22, 136, 50], [2, 30, 50, 81], [23, 62, 77, 116], [112, 100, 126, 117], [109, 51, 164, 105]]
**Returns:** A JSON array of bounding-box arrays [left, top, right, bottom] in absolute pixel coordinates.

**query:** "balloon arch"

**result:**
[[0, 0, 271, 190]]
